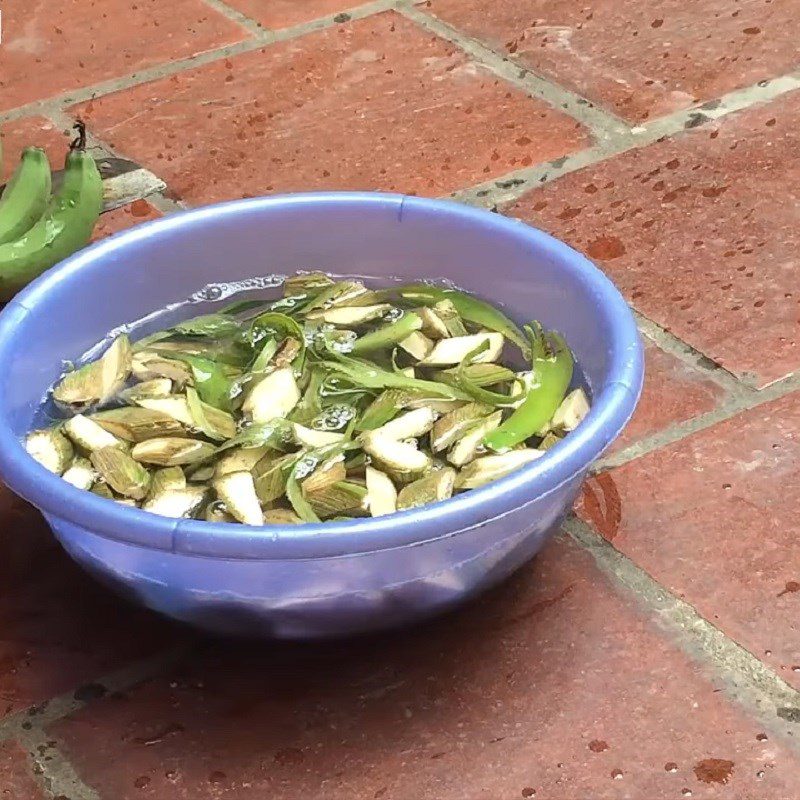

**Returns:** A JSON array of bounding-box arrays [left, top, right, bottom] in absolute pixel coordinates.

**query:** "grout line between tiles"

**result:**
[[594, 370, 800, 473], [199, 0, 269, 36], [0, 38, 271, 126], [633, 310, 750, 399], [397, 3, 632, 144], [450, 70, 800, 209], [268, 0, 426, 39], [18, 727, 101, 800], [0, 0, 410, 126], [564, 518, 800, 744], [0, 643, 191, 741]]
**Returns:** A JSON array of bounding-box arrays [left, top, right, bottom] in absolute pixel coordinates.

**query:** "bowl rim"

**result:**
[[0, 192, 643, 559]]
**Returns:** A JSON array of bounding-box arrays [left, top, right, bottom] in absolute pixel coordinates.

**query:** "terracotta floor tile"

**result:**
[[0, 741, 45, 800], [71, 12, 588, 204], [615, 340, 725, 451], [51, 538, 800, 799], [1, 117, 71, 184], [579, 391, 800, 690], [225, 0, 358, 29], [0, 0, 248, 113], [91, 200, 162, 242], [509, 94, 800, 386], [0, 485, 180, 718], [429, 0, 800, 123]]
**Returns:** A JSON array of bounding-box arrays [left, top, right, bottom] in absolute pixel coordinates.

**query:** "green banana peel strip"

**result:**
[[286, 440, 360, 522], [398, 284, 530, 359], [319, 346, 470, 401], [286, 470, 320, 522], [483, 332, 574, 452], [451, 342, 526, 407], [351, 312, 423, 354], [172, 313, 242, 338], [152, 350, 233, 411]]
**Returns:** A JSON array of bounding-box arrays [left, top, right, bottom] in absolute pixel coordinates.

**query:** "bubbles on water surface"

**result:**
[[189, 275, 285, 304], [384, 306, 405, 323], [294, 455, 320, 480], [312, 405, 356, 431]]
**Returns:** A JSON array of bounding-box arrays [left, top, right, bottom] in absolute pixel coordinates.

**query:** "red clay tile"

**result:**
[[0, 485, 179, 718], [71, 12, 588, 204], [578, 391, 800, 690], [91, 201, 162, 242], [0, 0, 248, 113], [51, 538, 800, 799], [1, 117, 71, 184], [429, 0, 800, 122], [225, 0, 356, 29], [615, 340, 725, 451], [510, 95, 800, 387], [0, 741, 45, 800]]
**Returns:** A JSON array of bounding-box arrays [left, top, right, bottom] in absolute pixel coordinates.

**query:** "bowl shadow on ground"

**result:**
[[123, 551, 576, 777], [0, 486, 570, 683], [3, 491, 593, 800], [3, 489, 581, 781], [0, 492, 182, 715]]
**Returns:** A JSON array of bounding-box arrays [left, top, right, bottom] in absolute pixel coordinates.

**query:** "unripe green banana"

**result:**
[[0, 147, 52, 246], [0, 149, 102, 302]]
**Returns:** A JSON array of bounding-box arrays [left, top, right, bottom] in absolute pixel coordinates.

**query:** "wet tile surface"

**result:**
[[0, 117, 70, 184], [0, 486, 179, 718], [429, 0, 800, 122], [509, 94, 800, 387], [51, 538, 800, 799], [579, 391, 800, 690], [224, 0, 357, 29], [0, 741, 45, 800], [614, 340, 726, 451], [0, 0, 248, 113], [91, 200, 162, 242], [71, 12, 588, 204]]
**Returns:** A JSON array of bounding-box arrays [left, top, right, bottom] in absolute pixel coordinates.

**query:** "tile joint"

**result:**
[[199, 0, 269, 37], [564, 518, 800, 748]]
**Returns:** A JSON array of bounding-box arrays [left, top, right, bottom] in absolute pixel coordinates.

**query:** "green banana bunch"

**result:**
[[0, 148, 51, 246], [0, 147, 102, 302]]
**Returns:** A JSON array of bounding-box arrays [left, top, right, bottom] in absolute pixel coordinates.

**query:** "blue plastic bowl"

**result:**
[[0, 193, 642, 639]]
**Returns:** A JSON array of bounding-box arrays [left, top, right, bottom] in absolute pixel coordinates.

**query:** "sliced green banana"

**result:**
[[0, 148, 101, 302], [0, 148, 52, 246]]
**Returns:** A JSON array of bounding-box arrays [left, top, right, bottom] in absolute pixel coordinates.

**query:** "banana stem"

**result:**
[[70, 120, 87, 152]]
